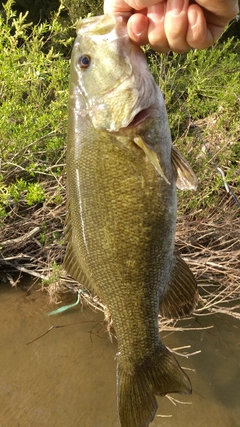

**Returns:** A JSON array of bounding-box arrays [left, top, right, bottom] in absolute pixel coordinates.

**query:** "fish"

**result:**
[[64, 13, 198, 427]]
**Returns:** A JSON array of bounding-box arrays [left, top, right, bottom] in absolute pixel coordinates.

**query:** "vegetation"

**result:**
[[0, 1, 239, 321], [148, 39, 240, 213]]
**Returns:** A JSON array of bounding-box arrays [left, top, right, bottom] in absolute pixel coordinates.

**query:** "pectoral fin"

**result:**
[[159, 250, 198, 319], [134, 136, 170, 185], [171, 146, 197, 190]]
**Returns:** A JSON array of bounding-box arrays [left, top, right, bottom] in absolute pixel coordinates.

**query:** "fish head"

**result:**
[[70, 14, 156, 132]]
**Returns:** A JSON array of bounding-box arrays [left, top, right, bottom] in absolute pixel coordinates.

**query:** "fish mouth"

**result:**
[[125, 108, 150, 129]]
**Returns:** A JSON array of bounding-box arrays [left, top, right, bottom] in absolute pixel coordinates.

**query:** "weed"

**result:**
[[0, 0, 69, 218]]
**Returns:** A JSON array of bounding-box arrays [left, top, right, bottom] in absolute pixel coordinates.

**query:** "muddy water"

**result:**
[[0, 281, 239, 427]]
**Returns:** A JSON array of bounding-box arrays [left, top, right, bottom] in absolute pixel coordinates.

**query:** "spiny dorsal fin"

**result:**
[[133, 135, 170, 185], [63, 202, 95, 294], [171, 146, 197, 190], [159, 250, 198, 319]]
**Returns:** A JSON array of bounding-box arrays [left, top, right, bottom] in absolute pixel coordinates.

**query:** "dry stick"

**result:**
[[157, 415, 173, 418], [169, 346, 202, 358], [166, 395, 192, 406], [0, 260, 48, 280], [0, 227, 40, 247], [2, 254, 33, 261], [26, 321, 98, 345]]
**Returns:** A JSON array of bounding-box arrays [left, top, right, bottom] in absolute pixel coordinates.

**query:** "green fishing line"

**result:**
[[45, 290, 82, 316]]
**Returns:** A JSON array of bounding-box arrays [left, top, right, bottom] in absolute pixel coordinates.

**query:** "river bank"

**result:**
[[1, 187, 239, 328]]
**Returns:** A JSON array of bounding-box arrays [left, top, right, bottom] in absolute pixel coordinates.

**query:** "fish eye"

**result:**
[[78, 55, 91, 69]]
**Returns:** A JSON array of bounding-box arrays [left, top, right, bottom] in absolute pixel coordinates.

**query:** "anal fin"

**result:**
[[159, 250, 198, 319], [63, 201, 95, 294], [63, 242, 94, 293]]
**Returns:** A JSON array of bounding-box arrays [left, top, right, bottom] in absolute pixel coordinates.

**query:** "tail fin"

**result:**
[[117, 344, 191, 427]]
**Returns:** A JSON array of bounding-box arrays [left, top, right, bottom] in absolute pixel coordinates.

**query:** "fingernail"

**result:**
[[130, 20, 144, 38], [169, 0, 185, 16], [188, 8, 198, 28]]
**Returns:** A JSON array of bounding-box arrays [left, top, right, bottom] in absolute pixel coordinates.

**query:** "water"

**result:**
[[0, 281, 239, 427]]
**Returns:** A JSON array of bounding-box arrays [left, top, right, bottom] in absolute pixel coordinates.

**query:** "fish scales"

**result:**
[[68, 125, 174, 354], [64, 13, 198, 427]]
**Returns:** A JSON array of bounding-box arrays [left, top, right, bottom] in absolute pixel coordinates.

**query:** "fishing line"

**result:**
[[151, 51, 240, 209], [45, 289, 83, 316]]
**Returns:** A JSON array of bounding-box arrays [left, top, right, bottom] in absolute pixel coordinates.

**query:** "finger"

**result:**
[[186, 5, 213, 49], [125, 0, 165, 10], [191, 0, 239, 26], [104, 0, 132, 13], [186, 3, 234, 49], [164, 0, 190, 53], [128, 3, 169, 51], [104, 0, 165, 13], [147, 2, 170, 53], [127, 13, 149, 45]]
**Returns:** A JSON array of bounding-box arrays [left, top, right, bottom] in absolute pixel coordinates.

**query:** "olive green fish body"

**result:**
[[67, 119, 174, 349], [64, 14, 198, 427]]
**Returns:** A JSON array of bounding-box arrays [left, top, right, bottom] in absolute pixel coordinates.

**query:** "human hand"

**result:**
[[104, 0, 239, 52]]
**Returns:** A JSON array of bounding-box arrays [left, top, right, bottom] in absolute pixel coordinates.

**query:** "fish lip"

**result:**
[[123, 108, 151, 129]]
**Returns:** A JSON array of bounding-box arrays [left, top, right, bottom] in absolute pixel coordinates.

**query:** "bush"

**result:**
[[148, 38, 240, 213], [0, 0, 71, 217]]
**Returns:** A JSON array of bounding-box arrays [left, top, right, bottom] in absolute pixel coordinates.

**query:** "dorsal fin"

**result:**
[[133, 135, 170, 185], [63, 201, 95, 293], [159, 250, 198, 319], [171, 146, 197, 190]]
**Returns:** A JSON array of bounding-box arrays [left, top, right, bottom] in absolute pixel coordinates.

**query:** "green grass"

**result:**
[[0, 0, 71, 217], [150, 39, 240, 213], [0, 0, 239, 242]]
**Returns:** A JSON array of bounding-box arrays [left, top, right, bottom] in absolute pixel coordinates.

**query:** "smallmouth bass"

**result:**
[[64, 14, 198, 427]]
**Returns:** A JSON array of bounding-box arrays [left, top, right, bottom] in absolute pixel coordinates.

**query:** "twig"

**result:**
[[0, 260, 48, 280], [166, 395, 192, 406], [0, 227, 40, 247], [26, 321, 98, 345]]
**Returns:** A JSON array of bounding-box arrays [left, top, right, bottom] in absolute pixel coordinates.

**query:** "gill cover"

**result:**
[[70, 14, 156, 131]]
